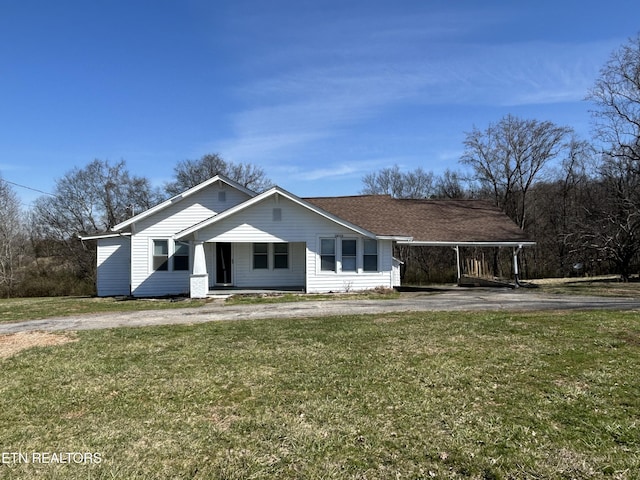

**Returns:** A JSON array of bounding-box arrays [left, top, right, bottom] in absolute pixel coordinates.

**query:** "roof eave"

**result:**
[[397, 240, 536, 247], [78, 232, 132, 241]]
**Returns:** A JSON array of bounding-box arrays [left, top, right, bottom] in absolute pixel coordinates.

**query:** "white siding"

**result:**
[[96, 237, 131, 296], [305, 238, 394, 293], [233, 242, 305, 288], [195, 196, 396, 293], [130, 184, 250, 297]]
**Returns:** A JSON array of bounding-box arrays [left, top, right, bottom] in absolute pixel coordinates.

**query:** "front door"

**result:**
[[215, 242, 232, 285]]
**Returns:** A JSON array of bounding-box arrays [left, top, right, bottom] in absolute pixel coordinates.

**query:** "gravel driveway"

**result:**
[[2, 288, 639, 335]]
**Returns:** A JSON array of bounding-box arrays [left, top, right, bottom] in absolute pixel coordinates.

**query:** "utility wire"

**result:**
[[2, 178, 55, 197]]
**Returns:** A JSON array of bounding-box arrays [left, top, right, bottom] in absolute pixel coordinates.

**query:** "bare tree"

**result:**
[[0, 178, 27, 296], [434, 169, 469, 199], [361, 165, 435, 199], [585, 34, 640, 280], [460, 114, 572, 229], [165, 153, 272, 196], [525, 137, 597, 277], [588, 34, 640, 169], [31, 159, 162, 285], [32, 159, 161, 237]]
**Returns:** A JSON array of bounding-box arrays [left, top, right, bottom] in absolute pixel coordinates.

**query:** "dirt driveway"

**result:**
[[1, 288, 639, 335]]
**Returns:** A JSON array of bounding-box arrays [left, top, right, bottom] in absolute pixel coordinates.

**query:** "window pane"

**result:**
[[254, 243, 268, 254], [254, 255, 268, 269], [321, 238, 335, 255], [321, 255, 336, 271], [154, 240, 168, 256], [153, 257, 168, 271], [175, 241, 189, 256], [274, 243, 288, 254], [363, 255, 378, 272], [274, 254, 288, 269], [364, 239, 377, 254], [174, 256, 189, 271], [342, 257, 356, 272], [342, 239, 356, 256]]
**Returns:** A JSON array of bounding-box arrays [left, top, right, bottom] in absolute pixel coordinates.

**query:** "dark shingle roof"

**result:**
[[305, 195, 532, 244]]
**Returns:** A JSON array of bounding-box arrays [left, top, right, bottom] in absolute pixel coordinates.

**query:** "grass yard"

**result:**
[[0, 296, 208, 323], [1, 310, 639, 479], [532, 276, 640, 298]]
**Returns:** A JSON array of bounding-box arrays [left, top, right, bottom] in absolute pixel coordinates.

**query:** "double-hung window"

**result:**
[[174, 241, 190, 271], [153, 240, 169, 271], [341, 239, 357, 272], [363, 239, 378, 272], [320, 238, 336, 272], [274, 243, 288, 269], [253, 243, 269, 269]]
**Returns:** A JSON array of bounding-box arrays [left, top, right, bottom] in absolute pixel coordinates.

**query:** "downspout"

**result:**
[[453, 245, 461, 284]]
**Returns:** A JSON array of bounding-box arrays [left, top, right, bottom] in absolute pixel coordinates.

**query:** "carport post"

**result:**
[[454, 245, 461, 282], [513, 245, 523, 287]]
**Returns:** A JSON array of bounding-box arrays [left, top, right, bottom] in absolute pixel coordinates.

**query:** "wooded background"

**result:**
[[2, 35, 639, 296]]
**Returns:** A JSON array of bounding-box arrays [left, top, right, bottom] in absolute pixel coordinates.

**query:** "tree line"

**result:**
[[1, 34, 639, 296], [0, 155, 271, 297]]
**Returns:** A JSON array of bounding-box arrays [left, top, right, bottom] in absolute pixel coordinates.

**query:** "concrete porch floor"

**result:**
[[207, 286, 305, 299]]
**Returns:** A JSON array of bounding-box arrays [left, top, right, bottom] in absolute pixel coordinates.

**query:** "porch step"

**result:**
[[207, 287, 305, 299]]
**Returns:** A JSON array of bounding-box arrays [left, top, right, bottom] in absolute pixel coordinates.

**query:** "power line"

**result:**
[[2, 178, 55, 197]]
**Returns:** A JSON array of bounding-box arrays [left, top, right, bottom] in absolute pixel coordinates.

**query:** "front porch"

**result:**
[[189, 241, 307, 298]]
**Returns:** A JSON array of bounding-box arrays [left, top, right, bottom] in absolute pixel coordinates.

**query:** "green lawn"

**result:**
[[1, 310, 639, 479], [0, 296, 208, 323], [0, 289, 399, 323]]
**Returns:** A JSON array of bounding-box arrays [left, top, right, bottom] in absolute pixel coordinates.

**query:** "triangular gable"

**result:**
[[111, 174, 257, 232], [173, 186, 401, 241]]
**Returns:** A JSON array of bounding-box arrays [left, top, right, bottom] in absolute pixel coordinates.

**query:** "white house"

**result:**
[[81, 175, 534, 298]]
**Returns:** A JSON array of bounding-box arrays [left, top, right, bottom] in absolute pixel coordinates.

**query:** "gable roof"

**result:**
[[174, 186, 411, 241], [111, 175, 257, 232], [304, 195, 534, 246]]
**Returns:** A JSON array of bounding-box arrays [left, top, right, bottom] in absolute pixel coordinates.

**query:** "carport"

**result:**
[[396, 240, 536, 287], [305, 195, 536, 287]]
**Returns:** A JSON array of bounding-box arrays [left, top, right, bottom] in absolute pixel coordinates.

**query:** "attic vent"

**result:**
[[273, 208, 282, 221], [218, 191, 226, 202]]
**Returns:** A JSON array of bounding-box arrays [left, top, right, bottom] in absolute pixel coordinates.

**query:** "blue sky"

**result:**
[[1, 0, 639, 205]]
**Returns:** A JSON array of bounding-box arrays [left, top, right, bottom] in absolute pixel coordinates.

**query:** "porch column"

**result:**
[[190, 240, 209, 298]]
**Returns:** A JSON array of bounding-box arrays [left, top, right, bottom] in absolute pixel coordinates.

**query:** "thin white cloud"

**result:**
[[212, 3, 621, 168]]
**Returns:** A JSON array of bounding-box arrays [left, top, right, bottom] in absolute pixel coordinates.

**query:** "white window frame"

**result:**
[[340, 238, 357, 272], [150, 238, 191, 273], [151, 239, 170, 272], [363, 238, 379, 272], [318, 237, 380, 274], [253, 243, 269, 270], [273, 243, 289, 269], [320, 238, 337, 272], [173, 241, 191, 271]]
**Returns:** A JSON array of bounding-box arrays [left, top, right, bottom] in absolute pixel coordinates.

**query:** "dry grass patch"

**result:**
[[0, 331, 78, 358]]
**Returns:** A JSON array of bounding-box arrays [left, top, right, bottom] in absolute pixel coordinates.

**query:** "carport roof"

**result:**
[[305, 195, 534, 246]]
